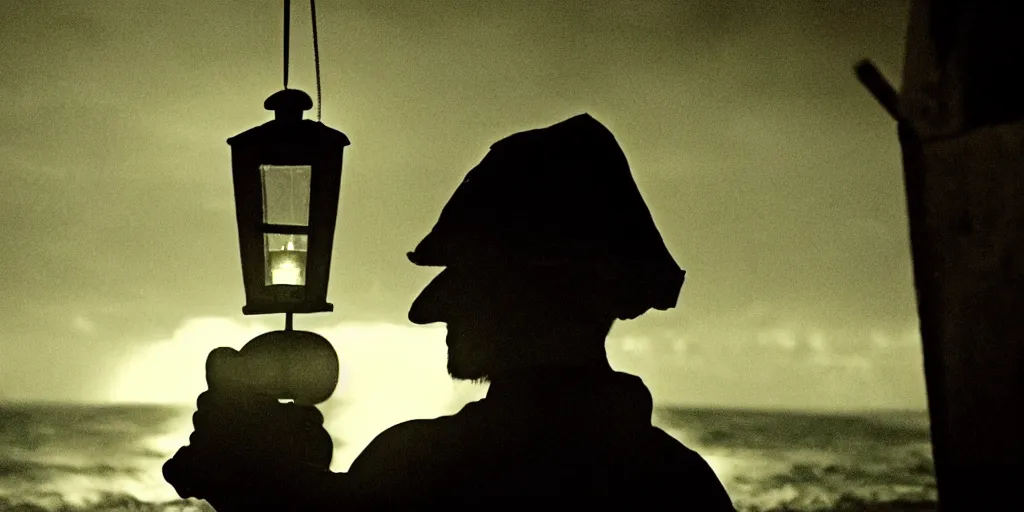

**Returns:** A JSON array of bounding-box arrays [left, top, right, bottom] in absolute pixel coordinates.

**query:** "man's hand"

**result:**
[[163, 390, 334, 509]]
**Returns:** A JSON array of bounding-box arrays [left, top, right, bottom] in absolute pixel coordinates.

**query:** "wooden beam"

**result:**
[[854, 60, 903, 122], [864, 1, 1024, 509]]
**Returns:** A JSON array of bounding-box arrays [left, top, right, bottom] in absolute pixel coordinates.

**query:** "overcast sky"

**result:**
[[0, 0, 924, 412]]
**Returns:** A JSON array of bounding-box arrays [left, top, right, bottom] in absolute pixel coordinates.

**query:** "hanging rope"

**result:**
[[311, 0, 322, 121], [281, 0, 322, 120], [283, 0, 290, 89]]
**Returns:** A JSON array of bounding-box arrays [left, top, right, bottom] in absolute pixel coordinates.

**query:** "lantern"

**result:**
[[227, 89, 350, 315]]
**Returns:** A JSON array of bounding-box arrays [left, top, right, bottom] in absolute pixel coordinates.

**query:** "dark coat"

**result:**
[[283, 368, 736, 509]]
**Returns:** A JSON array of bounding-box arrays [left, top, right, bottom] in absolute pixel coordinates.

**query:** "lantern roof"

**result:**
[[227, 119, 350, 148], [227, 89, 350, 148]]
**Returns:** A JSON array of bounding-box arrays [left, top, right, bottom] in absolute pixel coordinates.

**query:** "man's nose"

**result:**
[[408, 285, 447, 325], [408, 268, 460, 325], [408, 304, 441, 325], [409, 297, 437, 325]]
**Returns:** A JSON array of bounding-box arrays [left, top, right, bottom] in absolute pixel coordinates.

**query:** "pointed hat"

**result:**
[[408, 113, 684, 319]]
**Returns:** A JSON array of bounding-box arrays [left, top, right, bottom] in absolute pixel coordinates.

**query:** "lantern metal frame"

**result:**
[[226, 89, 350, 316]]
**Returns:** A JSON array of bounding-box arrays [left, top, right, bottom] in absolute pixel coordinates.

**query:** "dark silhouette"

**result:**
[[164, 113, 736, 509]]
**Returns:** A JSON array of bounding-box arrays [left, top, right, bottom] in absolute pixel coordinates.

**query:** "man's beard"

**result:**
[[446, 338, 492, 383], [447, 350, 490, 383]]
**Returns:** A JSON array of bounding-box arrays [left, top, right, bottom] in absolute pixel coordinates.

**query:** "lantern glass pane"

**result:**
[[265, 233, 308, 286], [260, 165, 311, 226]]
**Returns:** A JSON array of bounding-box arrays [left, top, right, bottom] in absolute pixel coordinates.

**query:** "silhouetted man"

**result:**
[[166, 113, 736, 510]]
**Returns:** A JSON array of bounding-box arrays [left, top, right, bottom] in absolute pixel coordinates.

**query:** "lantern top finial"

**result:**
[[264, 89, 313, 122]]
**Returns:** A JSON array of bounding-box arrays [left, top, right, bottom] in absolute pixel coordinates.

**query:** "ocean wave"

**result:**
[[745, 494, 936, 512], [652, 407, 936, 511], [0, 492, 214, 512], [0, 492, 936, 512], [0, 403, 936, 511], [652, 407, 932, 453]]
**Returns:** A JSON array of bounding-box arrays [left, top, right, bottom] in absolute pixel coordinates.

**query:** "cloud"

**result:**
[[757, 328, 798, 351], [671, 337, 688, 356], [618, 335, 652, 356], [869, 329, 891, 349], [101, 311, 930, 429], [611, 322, 927, 409], [806, 330, 828, 354], [103, 317, 272, 404], [71, 316, 97, 335]]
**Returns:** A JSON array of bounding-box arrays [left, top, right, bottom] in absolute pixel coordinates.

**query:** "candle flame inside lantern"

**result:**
[[271, 259, 302, 285]]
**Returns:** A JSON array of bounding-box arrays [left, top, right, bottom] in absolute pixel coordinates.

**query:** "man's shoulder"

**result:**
[[644, 426, 736, 510], [645, 426, 717, 473], [344, 411, 734, 509], [648, 426, 703, 458], [378, 404, 480, 443], [349, 413, 466, 475]]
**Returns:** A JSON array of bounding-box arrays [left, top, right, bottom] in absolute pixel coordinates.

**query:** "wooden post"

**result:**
[[859, 2, 1024, 510]]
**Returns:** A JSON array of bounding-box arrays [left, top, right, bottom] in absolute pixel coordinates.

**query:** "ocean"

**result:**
[[0, 403, 936, 511]]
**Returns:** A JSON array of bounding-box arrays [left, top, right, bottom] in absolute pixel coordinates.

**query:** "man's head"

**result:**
[[409, 265, 617, 381], [406, 113, 685, 379]]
